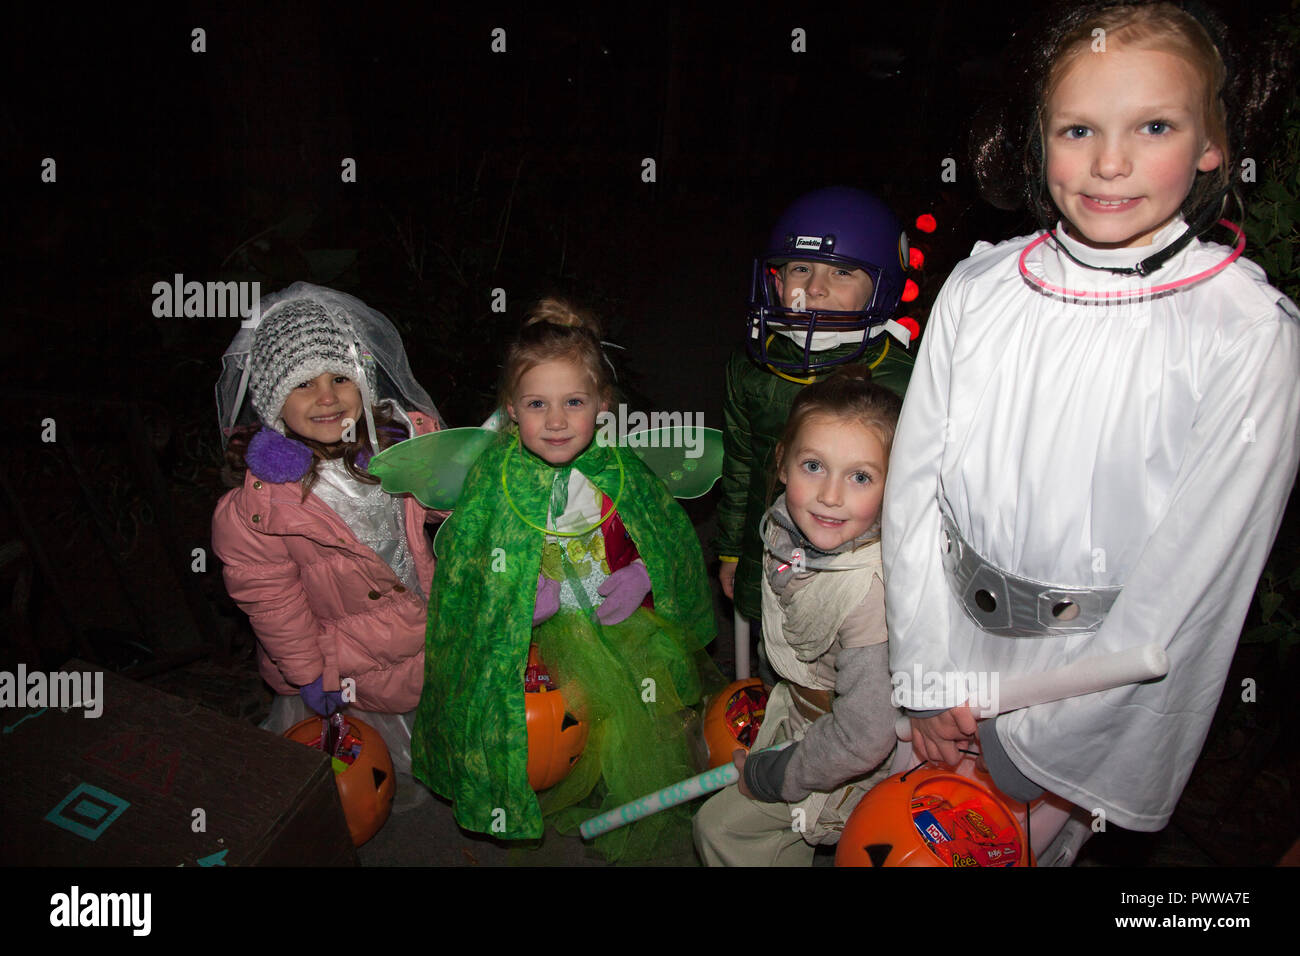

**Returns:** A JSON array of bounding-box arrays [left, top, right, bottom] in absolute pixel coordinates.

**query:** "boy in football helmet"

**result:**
[[715, 186, 914, 657]]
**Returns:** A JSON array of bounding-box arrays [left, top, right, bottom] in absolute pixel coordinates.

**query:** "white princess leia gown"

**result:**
[[883, 217, 1300, 831]]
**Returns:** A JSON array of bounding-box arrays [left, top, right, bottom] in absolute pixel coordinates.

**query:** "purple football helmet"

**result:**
[[748, 186, 908, 372]]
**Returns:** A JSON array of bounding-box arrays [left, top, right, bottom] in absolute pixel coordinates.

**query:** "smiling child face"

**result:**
[[507, 358, 606, 466], [279, 372, 363, 443], [774, 261, 876, 313], [778, 414, 887, 552], [1043, 43, 1222, 249]]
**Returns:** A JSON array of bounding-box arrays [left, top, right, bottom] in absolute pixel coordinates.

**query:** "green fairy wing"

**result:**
[[615, 426, 724, 499], [369, 427, 499, 509], [373, 423, 723, 534], [427, 425, 723, 558]]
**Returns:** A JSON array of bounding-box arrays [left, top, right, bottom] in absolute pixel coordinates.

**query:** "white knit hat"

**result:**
[[248, 297, 375, 435], [216, 282, 442, 449]]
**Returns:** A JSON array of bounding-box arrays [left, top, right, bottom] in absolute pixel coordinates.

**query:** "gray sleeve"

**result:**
[[742, 744, 797, 803], [779, 641, 897, 802], [978, 719, 1044, 803]]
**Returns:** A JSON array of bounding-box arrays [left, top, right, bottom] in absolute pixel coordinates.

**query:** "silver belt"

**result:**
[[939, 504, 1121, 637]]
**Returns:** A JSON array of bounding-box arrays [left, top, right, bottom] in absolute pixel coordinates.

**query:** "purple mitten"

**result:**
[[300, 674, 345, 717], [533, 574, 561, 626], [596, 562, 652, 625]]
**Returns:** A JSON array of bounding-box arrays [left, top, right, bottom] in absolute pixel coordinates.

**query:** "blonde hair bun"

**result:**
[[524, 297, 602, 338], [499, 297, 613, 411]]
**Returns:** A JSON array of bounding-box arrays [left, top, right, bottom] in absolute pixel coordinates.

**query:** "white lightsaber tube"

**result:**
[[579, 741, 793, 841], [580, 645, 1169, 840], [894, 643, 1169, 741]]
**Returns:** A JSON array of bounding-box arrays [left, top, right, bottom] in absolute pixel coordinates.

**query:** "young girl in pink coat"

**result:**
[[212, 282, 445, 775]]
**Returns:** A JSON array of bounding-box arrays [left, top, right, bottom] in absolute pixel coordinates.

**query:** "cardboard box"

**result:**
[[1, 661, 357, 866]]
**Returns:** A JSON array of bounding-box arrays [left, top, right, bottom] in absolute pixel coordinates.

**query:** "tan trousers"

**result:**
[[694, 683, 894, 866]]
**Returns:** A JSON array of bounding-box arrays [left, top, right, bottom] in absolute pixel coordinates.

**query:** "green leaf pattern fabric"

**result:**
[[411, 431, 715, 840]]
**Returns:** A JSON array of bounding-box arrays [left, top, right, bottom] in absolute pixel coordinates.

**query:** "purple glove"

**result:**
[[533, 574, 561, 626], [300, 675, 345, 717], [596, 562, 652, 625]]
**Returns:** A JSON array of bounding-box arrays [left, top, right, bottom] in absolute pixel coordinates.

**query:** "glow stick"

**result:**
[[578, 741, 792, 840]]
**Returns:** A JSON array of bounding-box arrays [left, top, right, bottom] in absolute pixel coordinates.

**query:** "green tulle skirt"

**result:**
[[531, 606, 715, 863]]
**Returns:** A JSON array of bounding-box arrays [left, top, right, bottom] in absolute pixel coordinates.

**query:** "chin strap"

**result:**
[[874, 318, 914, 348], [762, 334, 894, 385]]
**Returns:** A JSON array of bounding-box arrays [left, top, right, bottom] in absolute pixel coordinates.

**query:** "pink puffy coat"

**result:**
[[212, 412, 440, 713]]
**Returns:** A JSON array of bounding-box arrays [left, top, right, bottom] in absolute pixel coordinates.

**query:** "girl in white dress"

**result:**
[[884, 1, 1300, 839]]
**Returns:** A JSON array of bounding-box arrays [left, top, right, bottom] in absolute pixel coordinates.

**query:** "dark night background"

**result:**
[[3, 1, 1298, 870]]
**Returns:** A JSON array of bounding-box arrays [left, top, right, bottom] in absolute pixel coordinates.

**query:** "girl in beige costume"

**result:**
[[695, 370, 900, 866]]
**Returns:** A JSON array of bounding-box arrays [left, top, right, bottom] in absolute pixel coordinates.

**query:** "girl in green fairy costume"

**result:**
[[410, 299, 715, 861]]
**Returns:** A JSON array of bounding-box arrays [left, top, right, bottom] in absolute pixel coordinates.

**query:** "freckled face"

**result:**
[[778, 415, 887, 552], [1043, 44, 1222, 249], [507, 359, 606, 466]]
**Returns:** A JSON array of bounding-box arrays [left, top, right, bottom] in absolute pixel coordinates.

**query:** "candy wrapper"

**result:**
[[525, 644, 554, 692], [308, 713, 364, 772], [724, 687, 765, 749], [931, 836, 1022, 868], [910, 792, 1022, 867]]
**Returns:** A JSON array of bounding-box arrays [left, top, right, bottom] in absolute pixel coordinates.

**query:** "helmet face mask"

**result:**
[[746, 187, 908, 374]]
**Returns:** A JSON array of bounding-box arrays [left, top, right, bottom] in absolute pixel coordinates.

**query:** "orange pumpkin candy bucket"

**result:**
[[524, 645, 590, 791], [284, 713, 396, 847], [836, 763, 1032, 867], [701, 677, 768, 769]]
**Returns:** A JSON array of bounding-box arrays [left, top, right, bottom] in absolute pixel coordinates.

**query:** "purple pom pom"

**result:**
[[246, 428, 314, 483]]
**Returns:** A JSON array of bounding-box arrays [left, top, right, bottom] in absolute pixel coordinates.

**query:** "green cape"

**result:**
[[410, 431, 715, 839]]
